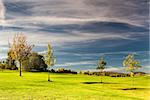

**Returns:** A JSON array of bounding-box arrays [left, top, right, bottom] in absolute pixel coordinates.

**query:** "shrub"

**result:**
[[50, 68, 77, 74], [0, 63, 5, 69]]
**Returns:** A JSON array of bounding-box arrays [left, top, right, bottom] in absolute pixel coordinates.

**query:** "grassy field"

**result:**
[[0, 70, 149, 100]]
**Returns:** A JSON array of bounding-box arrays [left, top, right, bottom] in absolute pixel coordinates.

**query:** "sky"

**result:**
[[0, 0, 149, 73]]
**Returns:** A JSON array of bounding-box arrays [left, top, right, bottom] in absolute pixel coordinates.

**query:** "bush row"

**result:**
[[50, 68, 77, 74], [79, 71, 146, 77], [0, 63, 18, 70]]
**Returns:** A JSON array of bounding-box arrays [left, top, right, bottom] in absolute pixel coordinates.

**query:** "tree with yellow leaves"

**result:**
[[44, 43, 56, 81], [123, 54, 141, 77], [9, 34, 34, 76], [97, 57, 106, 83]]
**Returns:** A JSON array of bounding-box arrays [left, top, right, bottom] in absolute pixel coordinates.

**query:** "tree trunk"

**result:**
[[130, 71, 134, 88], [48, 70, 50, 81], [19, 61, 22, 76], [100, 70, 103, 83], [130, 72, 134, 77]]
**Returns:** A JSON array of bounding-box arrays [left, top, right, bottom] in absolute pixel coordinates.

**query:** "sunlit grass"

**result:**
[[0, 70, 149, 100]]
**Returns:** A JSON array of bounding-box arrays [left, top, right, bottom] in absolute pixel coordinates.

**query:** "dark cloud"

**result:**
[[4, 1, 33, 19], [57, 37, 149, 54]]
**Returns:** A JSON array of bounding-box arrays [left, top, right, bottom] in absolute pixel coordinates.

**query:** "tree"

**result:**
[[22, 52, 47, 72], [6, 50, 18, 70], [0, 61, 5, 70], [9, 34, 33, 76], [123, 54, 141, 77], [44, 43, 55, 81], [97, 57, 106, 83]]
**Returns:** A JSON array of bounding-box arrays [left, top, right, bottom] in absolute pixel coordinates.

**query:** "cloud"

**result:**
[[0, 45, 8, 59], [35, 21, 148, 34], [0, 0, 149, 72], [0, 0, 6, 26], [0, 26, 135, 47], [83, 67, 125, 73], [0, 20, 148, 48], [55, 61, 96, 67], [65, 51, 149, 57], [136, 66, 150, 73], [0, 0, 148, 47], [81, 66, 125, 73], [0, 0, 5, 19], [2, 0, 148, 27], [104, 67, 125, 72], [1, 0, 148, 29]]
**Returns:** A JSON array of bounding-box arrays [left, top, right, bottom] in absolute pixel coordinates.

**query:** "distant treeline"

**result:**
[[79, 71, 146, 77], [48, 68, 146, 77], [0, 62, 146, 77]]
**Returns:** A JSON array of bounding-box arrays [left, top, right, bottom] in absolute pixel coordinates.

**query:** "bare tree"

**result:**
[[9, 34, 33, 76], [123, 54, 141, 77], [44, 43, 56, 82], [97, 57, 106, 83], [123, 54, 141, 89]]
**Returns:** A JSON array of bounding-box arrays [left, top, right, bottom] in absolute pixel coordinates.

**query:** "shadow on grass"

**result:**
[[120, 88, 149, 90], [81, 82, 119, 84], [48, 80, 53, 82]]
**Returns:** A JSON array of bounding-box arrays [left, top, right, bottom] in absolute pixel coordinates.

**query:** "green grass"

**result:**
[[0, 70, 149, 100]]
